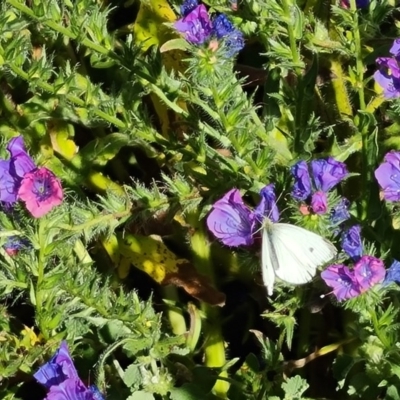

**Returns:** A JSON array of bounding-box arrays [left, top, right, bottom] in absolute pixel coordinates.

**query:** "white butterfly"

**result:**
[[261, 219, 337, 295]]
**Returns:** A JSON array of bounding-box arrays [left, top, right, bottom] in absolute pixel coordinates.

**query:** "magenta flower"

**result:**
[[290, 160, 312, 201], [34, 341, 104, 400], [374, 39, 400, 99], [311, 157, 348, 192], [174, 4, 213, 44], [321, 264, 361, 301], [375, 151, 400, 201], [311, 191, 328, 214], [0, 136, 35, 204], [206, 188, 256, 246], [17, 167, 63, 218], [341, 225, 363, 261], [353, 255, 385, 291]]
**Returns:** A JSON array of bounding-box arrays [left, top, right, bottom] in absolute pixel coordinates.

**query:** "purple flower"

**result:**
[[375, 151, 400, 201], [341, 225, 363, 261], [321, 264, 361, 301], [206, 188, 256, 246], [383, 260, 400, 286], [0, 136, 35, 204], [311, 191, 328, 214], [330, 198, 350, 226], [311, 157, 348, 192], [180, 0, 198, 16], [34, 341, 104, 400], [174, 4, 213, 44], [291, 160, 312, 201], [34, 341, 79, 388], [353, 255, 385, 291], [374, 39, 400, 99], [254, 184, 280, 223]]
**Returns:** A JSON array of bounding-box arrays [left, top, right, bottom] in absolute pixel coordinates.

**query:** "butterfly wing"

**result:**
[[261, 226, 276, 296], [262, 223, 337, 293]]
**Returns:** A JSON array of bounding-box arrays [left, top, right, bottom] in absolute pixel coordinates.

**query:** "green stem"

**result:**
[[59, 210, 131, 232], [281, 0, 302, 75], [161, 286, 187, 335], [350, 0, 366, 111], [187, 212, 229, 398]]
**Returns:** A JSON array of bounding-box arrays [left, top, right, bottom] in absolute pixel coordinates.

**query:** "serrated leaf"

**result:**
[[123, 336, 154, 355], [282, 376, 309, 398]]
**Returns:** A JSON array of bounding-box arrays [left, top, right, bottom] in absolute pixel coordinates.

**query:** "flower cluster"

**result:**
[[290, 157, 349, 223], [0, 136, 63, 218], [174, 0, 244, 56], [321, 225, 386, 300], [206, 184, 279, 247], [374, 39, 400, 99], [34, 341, 104, 400]]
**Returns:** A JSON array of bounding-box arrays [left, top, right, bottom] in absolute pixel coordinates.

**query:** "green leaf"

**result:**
[[282, 376, 309, 399], [160, 39, 191, 53], [386, 385, 400, 400], [127, 391, 155, 400], [79, 133, 130, 167], [170, 383, 216, 400], [123, 365, 142, 388]]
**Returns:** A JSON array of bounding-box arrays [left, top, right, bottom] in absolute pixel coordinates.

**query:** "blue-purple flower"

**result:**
[[290, 160, 312, 201], [374, 39, 400, 99], [383, 260, 400, 286], [175, 0, 244, 55], [3, 235, 29, 256], [321, 264, 361, 301], [341, 225, 363, 261], [207, 185, 279, 247], [330, 198, 350, 226], [353, 255, 385, 291], [254, 184, 280, 223], [311, 158, 349, 193], [291, 157, 348, 215], [0, 136, 35, 204], [180, 0, 198, 16], [340, 0, 369, 8], [375, 151, 400, 201], [34, 341, 104, 400]]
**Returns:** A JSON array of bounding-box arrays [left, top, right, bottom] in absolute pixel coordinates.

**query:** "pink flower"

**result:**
[[17, 167, 63, 218]]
